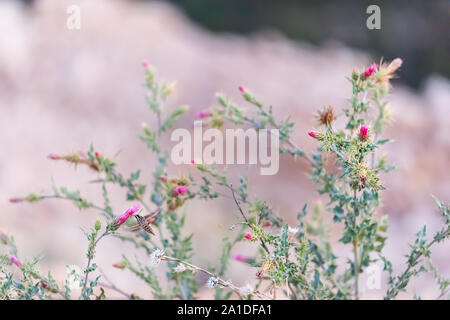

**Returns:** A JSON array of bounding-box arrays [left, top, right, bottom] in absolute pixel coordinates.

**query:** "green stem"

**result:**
[[82, 230, 109, 299], [353, 239, 359, 300]]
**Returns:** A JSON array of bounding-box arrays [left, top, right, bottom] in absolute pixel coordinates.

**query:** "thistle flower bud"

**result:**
[[195, 109, 212, 119], [359, 125, 369, 141], [308, 131, 318, 139], [48, 154, 63, 160], [10, 193, 43, 204], [161, 82, 176, 99], [238, 86, 257, 104], [8, 254, 22, 268], [112, 260, 127, 269], [231, 253, 248, 263], [262, 220, 272, 227], [94, 219, 101, 231], [172, 185, 188, 196], [142, 60, 149, 68], [364, 63, 378, 78]]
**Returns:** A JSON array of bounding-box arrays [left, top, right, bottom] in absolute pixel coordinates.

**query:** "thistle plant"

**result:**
[[2, 58, 449, 300]]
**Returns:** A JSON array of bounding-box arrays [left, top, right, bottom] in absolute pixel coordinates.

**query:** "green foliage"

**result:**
[[3, 60, 449, 300]]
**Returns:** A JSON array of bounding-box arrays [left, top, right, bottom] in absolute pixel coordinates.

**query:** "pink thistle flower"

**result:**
[[112, 261, 126, 269], [191, 160, 195, 164], [244, 233, 253, 240], [142, 60, 149, 68], [364, 63, 378, 78], [262, 221, 272, 227], [238, 86, 245, 93], [359, 125, 369, 141], [8, 254, 22, 268], [48, 154, 63, 160], [113, 204, 140, 227], [195, 109, 211, 119], [172, 185, 188, 197], [9, 197, 24, 203], [308, 131, 318, 139], [231, 253, 247, 262]]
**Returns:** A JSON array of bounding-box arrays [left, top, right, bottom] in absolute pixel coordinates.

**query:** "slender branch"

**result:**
[[385, 225, 450, 299], [98, 269, 133, 300], [82, 230, 109, 299], [38, 195, 113, 216], [32, 272, 67, 300], [230, 185, 270, 254], [353, 240, 359, 300], [161, 256, 271, 300], [243, 118, 317, 168], [352, 188, 360, 300], [230, 185, 298, 300]]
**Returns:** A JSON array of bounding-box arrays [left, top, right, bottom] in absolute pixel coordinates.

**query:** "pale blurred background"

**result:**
[[1, 0, 449, 299]]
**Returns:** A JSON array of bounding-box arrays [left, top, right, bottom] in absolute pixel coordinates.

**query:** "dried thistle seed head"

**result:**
[[256, 269, 265, 279], [149, 248, 165, 268], [316, 106, 335, 126], [375, 57, 403, 84], [206, 277, 219, 288]]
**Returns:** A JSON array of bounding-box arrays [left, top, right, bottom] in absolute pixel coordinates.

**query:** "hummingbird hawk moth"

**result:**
[[128, 209, 161, 235]]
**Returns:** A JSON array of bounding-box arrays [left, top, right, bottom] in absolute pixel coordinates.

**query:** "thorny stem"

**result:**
[[230, 185, 298, 300], [230, 185, 270, 255], [353, 240, 359, 300], [385, 225, 450, 299], [31, 272, 67, 299], [352, 188, 360, 300], [39, 195, 113, 217], [161, 256, 271, 300], [82, 230, 109, 299]]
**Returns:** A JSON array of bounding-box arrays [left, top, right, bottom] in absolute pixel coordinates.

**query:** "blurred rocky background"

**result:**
[[1, 0, 449, 299]]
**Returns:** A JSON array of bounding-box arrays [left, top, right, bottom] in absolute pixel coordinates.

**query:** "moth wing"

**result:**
[[144, 209, 161, 223], [127, 214, 145, 231]]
